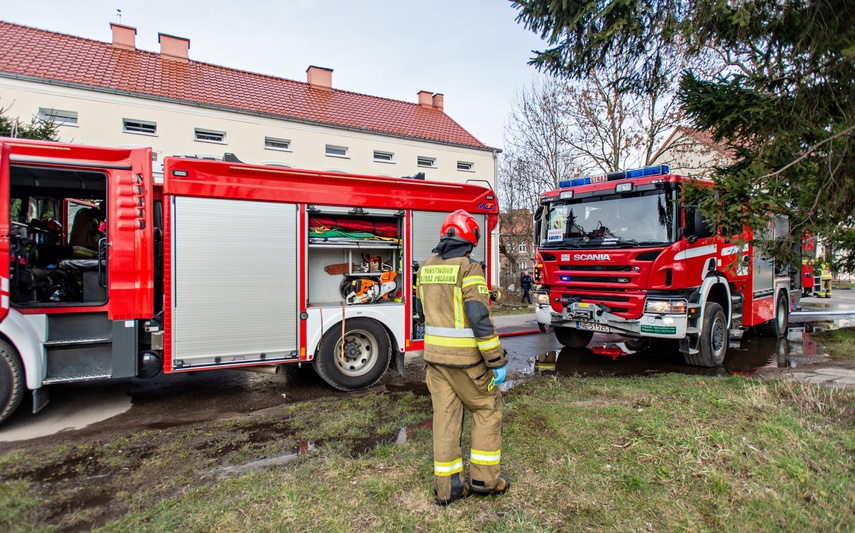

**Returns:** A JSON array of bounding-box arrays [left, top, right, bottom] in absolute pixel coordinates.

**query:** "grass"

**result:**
[[1, 374, 853, 532], [491, 303, 534, 316], [811, 328, 855, 359]]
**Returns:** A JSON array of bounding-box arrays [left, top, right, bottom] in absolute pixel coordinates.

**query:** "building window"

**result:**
[[518, 242, 527, 254], [373, 150, 395, 163], [417, 156, 436, 168], [195, 128, 226, 143], [518, 262, 529, 271], [123, 119, 157, 135], [38, 107, 78, 126], [457, 161, 474, 172], [325, 144, 349, 158], [265, 137, 291, 151]]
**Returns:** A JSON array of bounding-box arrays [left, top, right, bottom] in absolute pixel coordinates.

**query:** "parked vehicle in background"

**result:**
[[532, 165, 799, 367]]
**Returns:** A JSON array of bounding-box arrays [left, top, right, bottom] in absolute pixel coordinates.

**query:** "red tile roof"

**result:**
[[0, 21, 488, 149]]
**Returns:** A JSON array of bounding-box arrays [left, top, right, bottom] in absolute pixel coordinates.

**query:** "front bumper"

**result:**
[[538, 301, 688, 339]]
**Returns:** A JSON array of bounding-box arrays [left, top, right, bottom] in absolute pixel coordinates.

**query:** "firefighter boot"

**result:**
[[471, 474, 511, 496], [434, 473, 471, 506]]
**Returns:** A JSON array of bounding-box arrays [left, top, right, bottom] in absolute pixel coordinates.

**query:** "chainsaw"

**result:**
[[340, 265, 397, 305]]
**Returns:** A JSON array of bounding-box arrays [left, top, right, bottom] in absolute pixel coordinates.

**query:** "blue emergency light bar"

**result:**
[[557, 164, 670, 189]]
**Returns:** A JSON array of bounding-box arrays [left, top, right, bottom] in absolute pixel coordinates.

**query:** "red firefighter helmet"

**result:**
[[441, 209, 480, 246]]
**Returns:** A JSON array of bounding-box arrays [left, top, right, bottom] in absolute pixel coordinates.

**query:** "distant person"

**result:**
[[520, 271, 533, 304]]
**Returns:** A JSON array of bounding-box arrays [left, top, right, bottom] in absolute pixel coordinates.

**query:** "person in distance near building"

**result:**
[[520, 270, 533, 304], [417, 209, 510, 505]]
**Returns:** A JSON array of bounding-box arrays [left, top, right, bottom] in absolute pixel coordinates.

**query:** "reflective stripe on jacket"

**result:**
[[418, 255, 506, 368]]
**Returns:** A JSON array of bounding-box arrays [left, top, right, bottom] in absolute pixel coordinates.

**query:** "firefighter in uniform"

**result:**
[[418, 209, 510, 505]]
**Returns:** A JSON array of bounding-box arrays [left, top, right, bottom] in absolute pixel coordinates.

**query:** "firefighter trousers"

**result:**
[[425, 362, 503, 500]]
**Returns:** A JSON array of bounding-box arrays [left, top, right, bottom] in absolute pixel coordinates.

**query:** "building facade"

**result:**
[[0, 21, 498, 182], [647, 126, 734, 177]]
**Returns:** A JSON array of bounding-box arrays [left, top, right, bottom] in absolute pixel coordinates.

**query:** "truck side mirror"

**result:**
[[533, 205, 544, 246]]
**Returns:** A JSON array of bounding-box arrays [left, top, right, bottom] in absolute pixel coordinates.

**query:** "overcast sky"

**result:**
[[2, 0, 550, 149]]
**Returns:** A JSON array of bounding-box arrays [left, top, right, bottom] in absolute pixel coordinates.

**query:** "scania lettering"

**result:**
[[0, 139, 499, 424], [533, 165, 798, 367]]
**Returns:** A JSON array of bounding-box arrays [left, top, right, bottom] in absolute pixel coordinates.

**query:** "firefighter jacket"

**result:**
[[418, 254, 507, 369]]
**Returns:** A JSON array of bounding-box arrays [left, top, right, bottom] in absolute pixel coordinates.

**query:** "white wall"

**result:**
[[0, 78, 496, 186]]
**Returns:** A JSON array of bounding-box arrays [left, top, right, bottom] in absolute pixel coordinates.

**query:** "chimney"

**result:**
[[158, 32, 190, 62], [418, 91, 433, 108], [306, 66, 333, 90], [432, 93, 444, 111], [110, 22, 136, 50]]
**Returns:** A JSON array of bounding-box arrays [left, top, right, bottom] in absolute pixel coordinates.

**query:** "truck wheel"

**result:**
[[686, 302, 727, 367], [0, 340, 25, 424], [757, 292, 788, 338], [623, 337, 649, 352], [313, 318, 391, 391], [554, 326, 594, 348]]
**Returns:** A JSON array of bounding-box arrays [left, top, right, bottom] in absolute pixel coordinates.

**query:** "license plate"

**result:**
[[576, 321, 610, 332]]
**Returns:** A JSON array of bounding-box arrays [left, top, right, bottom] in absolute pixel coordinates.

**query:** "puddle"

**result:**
[[213, 440, 318, 477], [521, 328, 831, 380]]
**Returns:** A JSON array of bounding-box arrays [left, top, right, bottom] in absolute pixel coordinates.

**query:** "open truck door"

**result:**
[[0, 143, 10, 322]]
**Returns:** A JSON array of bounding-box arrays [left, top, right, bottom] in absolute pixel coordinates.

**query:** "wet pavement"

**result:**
[[493, 288, 855, 390], [2, 289, 854, 445]]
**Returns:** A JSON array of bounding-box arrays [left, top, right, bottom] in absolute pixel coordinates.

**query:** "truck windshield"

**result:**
[[539, 190, 675, 248]]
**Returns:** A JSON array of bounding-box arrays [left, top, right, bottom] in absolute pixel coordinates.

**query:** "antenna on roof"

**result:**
[[116, 9, 122, 23]]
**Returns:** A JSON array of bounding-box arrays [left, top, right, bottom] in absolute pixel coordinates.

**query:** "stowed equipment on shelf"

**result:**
[[339, 254, 398, 305]]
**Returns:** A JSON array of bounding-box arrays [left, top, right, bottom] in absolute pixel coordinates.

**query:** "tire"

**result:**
[[684, 302, 727, 367], [554, 326, 594, 348], [313, 318, 391, 391], [623, 337, 649, 352], [0, 340, 25, 425], [757, 292, 788, 338]]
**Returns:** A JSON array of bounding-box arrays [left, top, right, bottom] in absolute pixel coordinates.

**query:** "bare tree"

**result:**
[[498, 76, 582, 289], [561, 52, 688, 173]]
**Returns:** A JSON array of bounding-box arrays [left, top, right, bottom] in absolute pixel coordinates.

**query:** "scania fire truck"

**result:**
[[533, 165, 798, 367], [0, 139, 499, 424]]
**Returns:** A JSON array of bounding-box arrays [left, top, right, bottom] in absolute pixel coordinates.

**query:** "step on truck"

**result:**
[[0, 139, 499, 424], [532, 165, 799, 366]]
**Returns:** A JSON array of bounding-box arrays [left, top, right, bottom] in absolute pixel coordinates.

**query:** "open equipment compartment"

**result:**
[[306, 206, 404, 307]]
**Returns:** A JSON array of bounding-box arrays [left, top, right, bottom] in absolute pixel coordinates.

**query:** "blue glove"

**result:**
[[490, 366, 507, 389]]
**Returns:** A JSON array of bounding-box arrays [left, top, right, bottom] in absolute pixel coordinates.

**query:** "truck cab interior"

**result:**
[[8, 164, 107, 306]]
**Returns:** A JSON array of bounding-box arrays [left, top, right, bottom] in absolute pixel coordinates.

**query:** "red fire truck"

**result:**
[[0, 139, 499, 424], [533, 165, 798, 367]]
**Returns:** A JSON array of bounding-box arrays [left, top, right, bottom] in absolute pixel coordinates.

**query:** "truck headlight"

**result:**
[[645, 299, 688, 315], [535, 292, 551, 305]]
